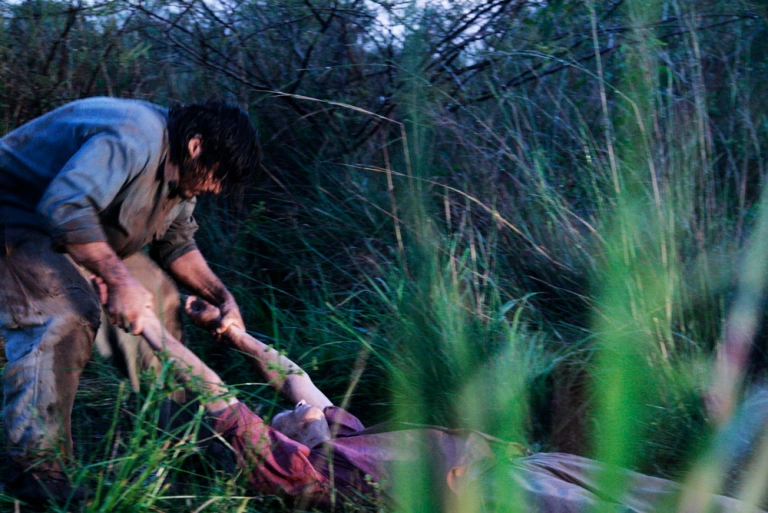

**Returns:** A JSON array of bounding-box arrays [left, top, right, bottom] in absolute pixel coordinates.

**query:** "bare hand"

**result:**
[[167, 250, 244, 336], [185, 296, 244, 339], [93, 275, 153, 335], [185, 296, 222, 331]]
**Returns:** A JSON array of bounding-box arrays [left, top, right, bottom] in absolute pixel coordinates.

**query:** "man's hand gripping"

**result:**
[[185, 296, 232, 337], [92, 275, 154, 335], [67, 241, 153, 335]]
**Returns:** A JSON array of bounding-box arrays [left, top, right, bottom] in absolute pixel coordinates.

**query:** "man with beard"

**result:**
[[0, 97, 261, 503]]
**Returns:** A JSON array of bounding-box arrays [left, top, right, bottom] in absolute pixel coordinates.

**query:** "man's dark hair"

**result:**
[[167, 101, 261, 191]]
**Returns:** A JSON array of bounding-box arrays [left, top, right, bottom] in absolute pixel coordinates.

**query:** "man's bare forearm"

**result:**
[[225, 326, 333, 409], [169, 249, 244, 334], [168, 249, 232, 304], [66, 241, 131, 286]]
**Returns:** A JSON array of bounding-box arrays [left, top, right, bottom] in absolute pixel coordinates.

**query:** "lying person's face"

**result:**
[[270, 400, 331, 448]]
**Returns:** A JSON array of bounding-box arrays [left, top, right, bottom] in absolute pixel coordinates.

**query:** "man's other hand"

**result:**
[[166, 249, 245, 339], [110, 277, 154, 334], [66, 241, 153, 335], [185, 296, 221, 331], [185, 296, 243, 338]]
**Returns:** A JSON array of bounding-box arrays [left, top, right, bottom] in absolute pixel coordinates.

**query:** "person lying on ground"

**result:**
[[134, 294, 759, 512]]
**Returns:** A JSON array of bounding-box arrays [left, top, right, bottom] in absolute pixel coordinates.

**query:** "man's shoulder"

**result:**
[[56, 98, 169, 162], [62, 96, 166, 114], [2, 97, 168, 146], [61, 97, 168, 133]]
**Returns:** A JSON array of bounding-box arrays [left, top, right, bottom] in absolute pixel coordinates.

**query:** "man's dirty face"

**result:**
[[178, 157, 223, 199]]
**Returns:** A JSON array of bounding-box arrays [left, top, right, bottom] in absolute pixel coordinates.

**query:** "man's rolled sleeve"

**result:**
[[48, 214, 108, 246], [149, 199, 200, 269], [36, 131, 149, 250]]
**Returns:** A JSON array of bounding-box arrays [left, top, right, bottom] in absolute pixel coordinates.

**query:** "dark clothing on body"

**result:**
[[213, 403, 496, 508]]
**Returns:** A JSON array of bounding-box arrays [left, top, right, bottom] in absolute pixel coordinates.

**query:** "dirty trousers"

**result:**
[[0, 227, 183, 466]]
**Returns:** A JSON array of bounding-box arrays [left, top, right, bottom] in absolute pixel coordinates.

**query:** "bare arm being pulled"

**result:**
[[185, 296, 333, 409], [91, 277, 235, 413], [141, 315, 235, 413]]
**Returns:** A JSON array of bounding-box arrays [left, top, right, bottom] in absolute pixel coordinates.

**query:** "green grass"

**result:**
[[3, 0, 768, 511]]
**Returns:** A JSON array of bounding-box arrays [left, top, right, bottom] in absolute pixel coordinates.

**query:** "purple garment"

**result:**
[[311, 407, 496, 502]]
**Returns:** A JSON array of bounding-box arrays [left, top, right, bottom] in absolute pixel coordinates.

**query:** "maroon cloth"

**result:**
[[212, 403, 327, 499], [212, 403, 495, 505]]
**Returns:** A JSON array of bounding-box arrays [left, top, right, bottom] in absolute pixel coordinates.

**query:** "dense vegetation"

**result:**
[[2, 0, 768, 511]]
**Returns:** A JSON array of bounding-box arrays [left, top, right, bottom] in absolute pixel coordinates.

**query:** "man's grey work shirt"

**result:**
[[0, 97, 198, 268]]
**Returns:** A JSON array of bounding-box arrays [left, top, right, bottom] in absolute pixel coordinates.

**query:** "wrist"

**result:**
[[217, 289, 236, 306], [197, 285, 228, 306], [101, 265, 135, 289], [66, 241, 125, 284], [219, 325, 246, 348]]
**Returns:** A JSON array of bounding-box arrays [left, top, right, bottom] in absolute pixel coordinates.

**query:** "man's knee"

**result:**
[[3, 309, 100, 389], [1, 237, 101, 374], [2, 310, 98, 456], [3, 324, 60, 450]]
